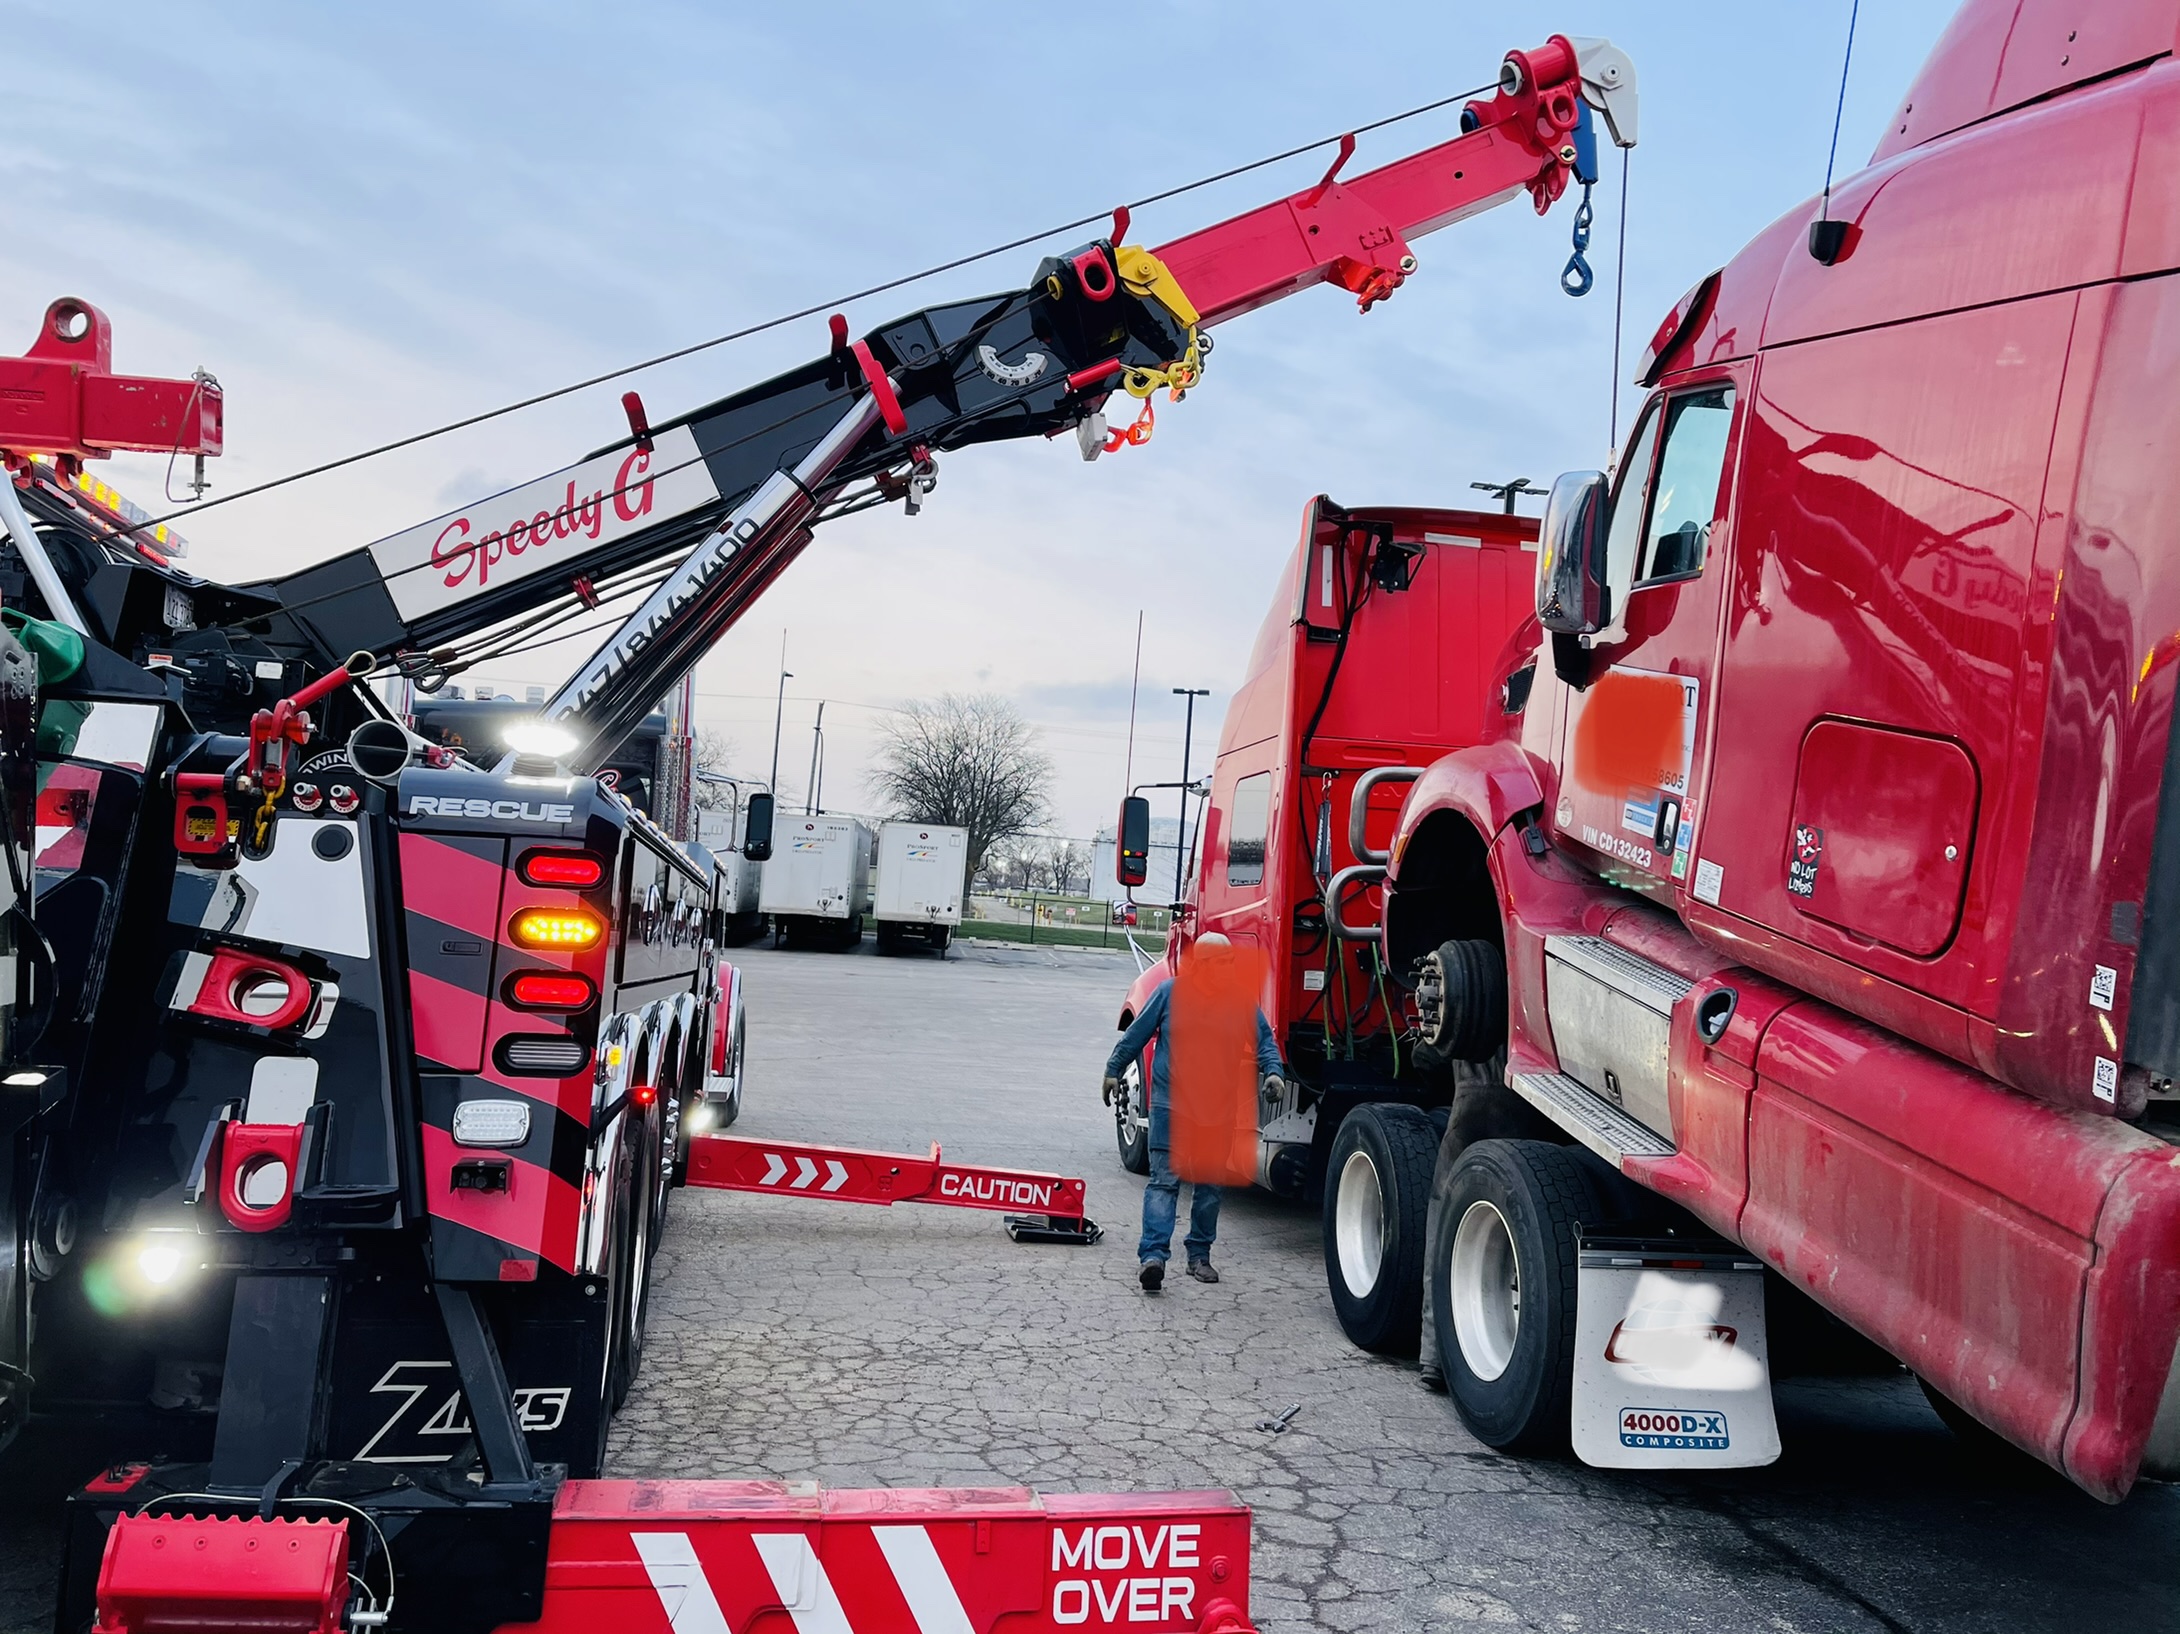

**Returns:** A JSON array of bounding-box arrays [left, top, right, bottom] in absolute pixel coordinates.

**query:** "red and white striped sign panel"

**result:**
[[525, 1481, 1256, 1633]]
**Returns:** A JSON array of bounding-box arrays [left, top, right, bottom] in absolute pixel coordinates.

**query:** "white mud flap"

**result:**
[[1572, 1234, 1780, 1469]]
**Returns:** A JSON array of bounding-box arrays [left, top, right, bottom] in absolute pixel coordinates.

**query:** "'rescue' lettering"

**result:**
[[407, 797, 576, 823], [940, 1172, 1057, 1208]]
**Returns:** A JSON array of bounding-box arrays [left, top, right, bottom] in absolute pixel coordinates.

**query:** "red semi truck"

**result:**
[[1116, 0, 2180, 1502]]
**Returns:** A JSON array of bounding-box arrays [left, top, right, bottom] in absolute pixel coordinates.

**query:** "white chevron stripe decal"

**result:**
[[822, 1159, 849, 1193], [752, 1532, 855, 1634], [873, 1525, 974, 1634], [634, 1532, 735, 1634]]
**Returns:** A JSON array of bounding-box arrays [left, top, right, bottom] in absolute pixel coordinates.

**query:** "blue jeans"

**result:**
[[1139, 1146, 1222, 1265]]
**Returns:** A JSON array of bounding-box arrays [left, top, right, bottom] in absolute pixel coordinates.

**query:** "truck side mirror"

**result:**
[[1535, 469, 1612, 635], [743, 791, 775, 862], [1117, 795, 1150, 888]]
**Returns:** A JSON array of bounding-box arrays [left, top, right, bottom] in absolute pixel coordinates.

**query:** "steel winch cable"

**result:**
[[141, 81, 1495, 532]]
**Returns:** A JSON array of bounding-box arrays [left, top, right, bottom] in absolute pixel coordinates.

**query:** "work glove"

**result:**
[[1260, 1072, 1287, 1111], [1101, 1074, 1123, 1106]]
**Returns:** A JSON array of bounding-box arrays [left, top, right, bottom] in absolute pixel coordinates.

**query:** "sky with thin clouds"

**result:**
[[1, 0, 1955, 839]]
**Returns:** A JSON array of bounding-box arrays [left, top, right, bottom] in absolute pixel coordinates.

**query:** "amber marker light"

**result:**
[[511, 909, 603, 949]]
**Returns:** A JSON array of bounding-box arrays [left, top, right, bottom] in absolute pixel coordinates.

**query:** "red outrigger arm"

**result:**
[[95, 1482, 1257, 1634], [687, 1134, 1096, 1239], [0, 296, 222, 463]]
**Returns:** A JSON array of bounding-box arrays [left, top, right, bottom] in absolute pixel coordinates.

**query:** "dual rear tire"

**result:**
[[1430, 1139, 1601, 1452], [1323, 1109, 1609, 1453], [1322, 1104, 1438, 1354]]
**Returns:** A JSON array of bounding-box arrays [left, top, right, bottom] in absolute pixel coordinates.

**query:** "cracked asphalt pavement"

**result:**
[[609, 939, 2180, 1633], [4, 937, 2175, 1632]]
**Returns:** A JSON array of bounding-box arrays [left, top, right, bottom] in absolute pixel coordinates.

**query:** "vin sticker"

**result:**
[[2093, 1057, 2119, 1104], [2090, 964, 2118, 1011], [1692, 858, 1724, 906]]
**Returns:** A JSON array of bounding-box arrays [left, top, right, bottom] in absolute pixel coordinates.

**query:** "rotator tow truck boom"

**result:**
[[0, 34, 1636, 1634]]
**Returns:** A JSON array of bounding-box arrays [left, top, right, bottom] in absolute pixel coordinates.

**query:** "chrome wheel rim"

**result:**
[[1117, 1059, 1146, 1149], [1450, 1200, 1520, 1381], [1334, 1149, 1386, 1296]]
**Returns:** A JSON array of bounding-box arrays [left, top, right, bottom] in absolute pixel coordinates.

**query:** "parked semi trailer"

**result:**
[[874, 820, 967, 954], [1115, 0, 2180, 1503], [0, 28, 1638, 1628], [761, 813, 875, 949]]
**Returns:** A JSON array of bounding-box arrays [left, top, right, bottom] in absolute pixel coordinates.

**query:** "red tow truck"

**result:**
[[1117, 0, 2180, 1503], [0, 30, 1637, 1632]]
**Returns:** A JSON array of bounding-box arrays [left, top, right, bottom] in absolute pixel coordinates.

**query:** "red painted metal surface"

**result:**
[[533, 1482, 1254, 1633], [1145, 503, 1537, 1050], [1377, 5, 2180, 1498], [95, 1513, 348, 1634], [88, 1486, 1255, 1634], [689, 1134, 1090, 1221], [1150, 39, 1592, 326], [0, 297, 223, 462], [212, 1121, 307, 1233]]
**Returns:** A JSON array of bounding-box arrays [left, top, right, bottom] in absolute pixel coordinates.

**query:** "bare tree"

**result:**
[[692, 728, 739, 810], [1051, 838, 1090, 896], [868, 694, 1051, 895]]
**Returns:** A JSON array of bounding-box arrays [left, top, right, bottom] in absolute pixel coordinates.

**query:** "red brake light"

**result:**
[[507, 972, 596, 1010], [520, 851, 605, 888], [632, 1080, 658, 1108]]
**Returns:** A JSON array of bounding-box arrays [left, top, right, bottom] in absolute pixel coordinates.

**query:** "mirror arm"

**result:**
[[1551, 631, 1595, 691]]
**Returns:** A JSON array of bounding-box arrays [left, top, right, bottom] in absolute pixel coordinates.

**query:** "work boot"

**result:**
[[1186, 1259, 1219, 1284], [1139, 1260, 1164, 1293]]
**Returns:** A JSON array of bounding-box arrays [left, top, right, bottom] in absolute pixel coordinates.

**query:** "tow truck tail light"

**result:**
[[511, 909, 603, 949], [507, 972, 595, 1011], [520, 850, 605, 888]]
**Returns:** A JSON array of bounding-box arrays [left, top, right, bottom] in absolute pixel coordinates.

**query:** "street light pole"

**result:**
[[767, 630, 792, 794], [1172, 687, 1210, 902]]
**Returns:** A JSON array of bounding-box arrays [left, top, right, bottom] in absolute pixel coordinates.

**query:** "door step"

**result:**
[[1510, 1070, 1676, 1163]]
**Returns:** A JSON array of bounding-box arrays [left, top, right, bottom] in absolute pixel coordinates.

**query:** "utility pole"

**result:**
[[767, 629, 791, 794], [1172, 687, 1210, 902], [805, 700, 826, 815]]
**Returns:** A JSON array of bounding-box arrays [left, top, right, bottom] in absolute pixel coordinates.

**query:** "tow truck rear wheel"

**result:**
[[606, 1111, 660, 1414], [1322, 1104, 1437, 1354], [1114, 1051, 1150, 1175], [1431, 1139, 1598, 1452]]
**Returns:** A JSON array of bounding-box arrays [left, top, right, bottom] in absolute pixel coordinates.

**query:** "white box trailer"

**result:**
[[695, 803, 765, 940], [874, 821, 967, 954], [759, 814, 874, 949]]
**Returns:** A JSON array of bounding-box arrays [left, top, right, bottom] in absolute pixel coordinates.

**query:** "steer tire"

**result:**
[[1322, 1104, 1438, 1356], [1430, 1139, 1600, 1453]]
